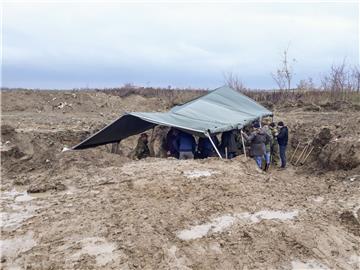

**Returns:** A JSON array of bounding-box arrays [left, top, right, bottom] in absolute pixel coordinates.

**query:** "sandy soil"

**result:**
[[1, 90, 360, 270]]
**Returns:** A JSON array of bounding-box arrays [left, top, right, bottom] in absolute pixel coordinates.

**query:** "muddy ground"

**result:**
[[1, 90, 360, 270]]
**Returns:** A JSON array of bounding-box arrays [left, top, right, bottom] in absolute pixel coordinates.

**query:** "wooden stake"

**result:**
[[295, 143, 309, 166], [290, 142, 300, 163], [301, 146, 314, 165]]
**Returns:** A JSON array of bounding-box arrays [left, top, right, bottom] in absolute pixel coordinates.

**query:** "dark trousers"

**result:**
[[279, 145, 287, 168]]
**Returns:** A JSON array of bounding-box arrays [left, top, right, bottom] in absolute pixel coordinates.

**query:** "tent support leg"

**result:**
[[111, 141, 120, 154], [241, 130, 247, 158], [206, 133, 223, 160]]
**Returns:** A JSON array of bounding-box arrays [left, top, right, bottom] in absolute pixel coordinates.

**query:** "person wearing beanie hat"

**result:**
[[241, 123, 271, 170], [277, 121, 288, 168], [269, 122, 279, 165]]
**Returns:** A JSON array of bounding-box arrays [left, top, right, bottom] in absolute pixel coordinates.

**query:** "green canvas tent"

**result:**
[[73, 86, 272, 153]]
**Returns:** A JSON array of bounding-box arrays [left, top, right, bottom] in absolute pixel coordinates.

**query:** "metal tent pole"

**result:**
[[241, 130, 247, 158], [205, 132, 223, 159]]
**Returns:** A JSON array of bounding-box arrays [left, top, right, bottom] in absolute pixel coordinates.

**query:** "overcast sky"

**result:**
[[2, 0, 359, 89]]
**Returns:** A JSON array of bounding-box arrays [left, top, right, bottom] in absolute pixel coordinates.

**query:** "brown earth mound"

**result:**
[[319, 140, 360, 171]]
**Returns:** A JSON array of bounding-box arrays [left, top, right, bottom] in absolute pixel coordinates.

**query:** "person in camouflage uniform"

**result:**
[[134, 133, 150, 160], [262, 123, 273, 171], [269, 122, 279, 165]]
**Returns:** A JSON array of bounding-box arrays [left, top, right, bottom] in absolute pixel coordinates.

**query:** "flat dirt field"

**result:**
[[1, 90, 360, 270]]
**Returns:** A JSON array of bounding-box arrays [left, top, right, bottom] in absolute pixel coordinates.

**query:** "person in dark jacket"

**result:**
[[277, 121, 288, 168], [176, 131, 197, 160], [134, 133, 150, 160], [220, 131, 237, 159], [241, 123, 271, 169], [165, 128, 179, 158], [198, 135, 219, 159]]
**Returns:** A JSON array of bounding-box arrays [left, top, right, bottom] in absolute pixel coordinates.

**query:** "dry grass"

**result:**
[[97, 86, 360, 110]]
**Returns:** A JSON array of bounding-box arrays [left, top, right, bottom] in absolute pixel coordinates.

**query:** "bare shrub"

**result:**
[[320, 60, 360, 102], [223, 72, 246, 92], [297, 77, 315, 91], [99, 86, 207, 108]]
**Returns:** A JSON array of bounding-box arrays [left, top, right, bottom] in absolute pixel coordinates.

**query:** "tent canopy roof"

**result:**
[[73, 86, 272, 150]]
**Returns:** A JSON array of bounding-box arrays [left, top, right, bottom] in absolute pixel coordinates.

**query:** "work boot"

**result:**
[[264, 163, 269, 172]]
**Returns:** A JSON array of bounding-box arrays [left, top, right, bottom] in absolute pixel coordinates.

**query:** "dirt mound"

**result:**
[[1, 125, 26, 161], [321, 100, 360, 112], [1, 124, 16, 136], [312, 127, 332, 155], [26, 148, 130, 193], [339, 211, 360, 236], [1, 124, 93, 186], [1, 90, 168, 115], [319, 140, 360, 170]]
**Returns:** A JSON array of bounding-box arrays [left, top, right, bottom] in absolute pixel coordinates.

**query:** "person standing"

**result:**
[[262, 123, 273, 171], [198, 135, 219, 158], [220, 130, 237, 159], [165, 128, 179, 158], [176, 130, 197, 160], [269, 122, 279, 165], [277, 121, 288, 169], [241, 123, 271, 169], [134, 133, 150, 160]]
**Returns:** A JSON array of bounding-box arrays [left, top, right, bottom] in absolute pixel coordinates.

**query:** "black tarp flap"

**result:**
[[73, 114, 156, 150]]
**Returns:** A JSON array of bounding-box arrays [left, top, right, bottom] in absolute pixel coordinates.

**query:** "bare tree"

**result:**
[[321, 60, 349, 101], [272, 47, 296, 90], [223, 71, 247, 92], [297, 77, 315, 91], [351, 65, 360, 93]]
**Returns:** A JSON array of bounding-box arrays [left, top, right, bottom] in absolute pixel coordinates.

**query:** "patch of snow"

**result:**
[[3, 189, 36, 202], [242, 210, 299, 223], [14, 192, 33, 202], [353, 205, 360, 219], [62, 146, 71, 152], [312, 196, 324, 203], [348, 255, 360, 267], [166, 245, 192, 270], [0, 189, 39, 229], [57, 102, 66, 109], [291, 260, 329, 270], [72, 237, 116, 266], [177, 215, 236, 240], [0, 231, 36, 259], [177, 210, 298, 240], [183, 170, 214, 179]]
